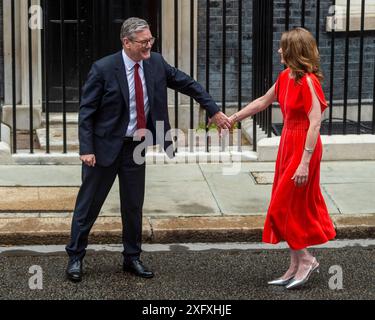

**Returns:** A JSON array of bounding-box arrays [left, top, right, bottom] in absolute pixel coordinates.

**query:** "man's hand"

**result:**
[[208, 111, 232, 131], [80, 154, 96, 167]]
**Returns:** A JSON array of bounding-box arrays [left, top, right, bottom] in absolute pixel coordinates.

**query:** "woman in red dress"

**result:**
[[229, 28, 336, 289]]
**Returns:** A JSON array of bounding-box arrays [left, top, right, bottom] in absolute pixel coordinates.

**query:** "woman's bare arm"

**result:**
[[292, 76, 322, 186], [230, 83, 277, 123]]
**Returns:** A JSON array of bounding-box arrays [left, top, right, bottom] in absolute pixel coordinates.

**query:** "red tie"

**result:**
[[134, 63, 146, 137]]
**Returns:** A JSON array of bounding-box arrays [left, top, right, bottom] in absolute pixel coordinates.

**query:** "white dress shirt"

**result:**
[[122, 50, 150, 137]]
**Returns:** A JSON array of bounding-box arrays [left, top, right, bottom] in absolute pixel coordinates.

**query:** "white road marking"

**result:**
[[0, 239, 374, 254]]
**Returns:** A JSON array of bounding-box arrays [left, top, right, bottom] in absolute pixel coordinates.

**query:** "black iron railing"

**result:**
[[252, 0, 274, 151], [2, 0, 375, 154]]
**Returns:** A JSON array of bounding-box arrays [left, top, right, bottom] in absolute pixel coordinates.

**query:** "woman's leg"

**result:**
[[284, 248, 320, 289], [294, 248, 319, 280], [268, 247, 299, 285], [279, 249, 299, 279]]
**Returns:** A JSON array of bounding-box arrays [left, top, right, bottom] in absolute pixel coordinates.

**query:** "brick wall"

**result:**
[[273, 0, 375, 104], [197, 0, 253, 103], [197, 0, 375, 105]]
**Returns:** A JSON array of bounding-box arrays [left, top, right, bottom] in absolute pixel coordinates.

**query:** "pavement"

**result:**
[[0, 160, 374, 245]]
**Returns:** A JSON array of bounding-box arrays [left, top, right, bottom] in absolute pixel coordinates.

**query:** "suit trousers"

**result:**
[[66, 139, 146, 262]]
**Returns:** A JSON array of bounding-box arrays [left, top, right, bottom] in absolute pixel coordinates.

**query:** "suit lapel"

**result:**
[[114, 51, 130, 111], [143, 59, 154, 112]]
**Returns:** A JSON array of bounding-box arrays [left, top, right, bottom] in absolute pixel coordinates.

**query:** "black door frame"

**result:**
[[42, 0, 162, 112]]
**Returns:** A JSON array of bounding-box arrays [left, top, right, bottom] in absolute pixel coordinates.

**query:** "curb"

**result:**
[[0, 215, 374, 246], [332, 214, 375, 239]]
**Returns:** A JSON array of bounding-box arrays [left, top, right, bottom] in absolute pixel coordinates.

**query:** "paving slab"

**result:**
[[200, 164, 339, 216], [320, 161, 375, 184], [199, 162, 276, 174], [202, 171, 272, 215], [323, 183, 375, 215], [0, 187, 78, 211], [100, 183, 121, 216], [146, 164, 205, 182], [0, 164, 205, 187], [100, 176, 221, 217], [0, 162, 362, 217], [0, 165, 81, 186], [143, 180, 221, 216], [321, 187, 341, 215]]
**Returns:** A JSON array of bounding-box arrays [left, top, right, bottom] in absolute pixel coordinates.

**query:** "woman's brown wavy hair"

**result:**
[[280, 27, 323, 83]]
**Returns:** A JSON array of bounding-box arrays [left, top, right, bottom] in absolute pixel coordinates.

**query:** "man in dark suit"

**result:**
[[65, 17, 231, 282]]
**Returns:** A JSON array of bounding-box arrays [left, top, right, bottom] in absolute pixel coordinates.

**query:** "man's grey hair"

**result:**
[[120, 17, 150, 41]]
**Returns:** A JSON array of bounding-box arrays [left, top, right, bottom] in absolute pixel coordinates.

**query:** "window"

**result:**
[[326, 0, 375, 31]]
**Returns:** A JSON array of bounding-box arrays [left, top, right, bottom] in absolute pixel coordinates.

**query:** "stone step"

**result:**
[[41, 113, 78, 126], [257, 134, 375, 161], [35, 125, 250, 152], [11, 147, 258, 165], [36, 126, 79, 151]]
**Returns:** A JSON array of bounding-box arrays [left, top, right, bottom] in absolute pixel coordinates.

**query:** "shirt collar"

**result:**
[[122, 50, 143, 71]]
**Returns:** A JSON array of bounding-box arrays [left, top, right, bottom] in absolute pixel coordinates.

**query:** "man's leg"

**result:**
[[118, 142, 153, 278], [66, 162, 118, 260], [118, 141, 146, 262]]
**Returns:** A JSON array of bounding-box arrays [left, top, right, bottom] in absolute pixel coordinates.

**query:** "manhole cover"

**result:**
[[250, 172, 275, 185]]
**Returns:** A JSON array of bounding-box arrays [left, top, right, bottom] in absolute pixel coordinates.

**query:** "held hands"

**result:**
[[208, 111, 232, 131], [228, 113, 239, 126], [80, 154, 96, 167], [292, 162, 309, 187], [208, 112, 239, 135]]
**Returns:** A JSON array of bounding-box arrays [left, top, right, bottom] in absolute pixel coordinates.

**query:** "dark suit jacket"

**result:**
[[79, 51, 220, 167]]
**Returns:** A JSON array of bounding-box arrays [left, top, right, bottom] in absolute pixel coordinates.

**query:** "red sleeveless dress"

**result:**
[[262, 68, 336, 250]]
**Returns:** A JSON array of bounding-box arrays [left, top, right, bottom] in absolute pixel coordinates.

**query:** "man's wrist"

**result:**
[[212, 111, 220, 119]]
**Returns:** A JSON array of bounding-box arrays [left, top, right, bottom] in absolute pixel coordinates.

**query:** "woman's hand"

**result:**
[[292, 162, 309, 187], [229, 113, 239, 127]]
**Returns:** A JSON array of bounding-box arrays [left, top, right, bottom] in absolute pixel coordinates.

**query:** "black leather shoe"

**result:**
[[66, 258, 83, 282], [123, 259, 154, 278]]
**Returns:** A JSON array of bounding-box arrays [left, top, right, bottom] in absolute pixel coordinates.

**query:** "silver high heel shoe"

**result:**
[[268, 275, 295, 286], [286, 258, 320, 290]]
